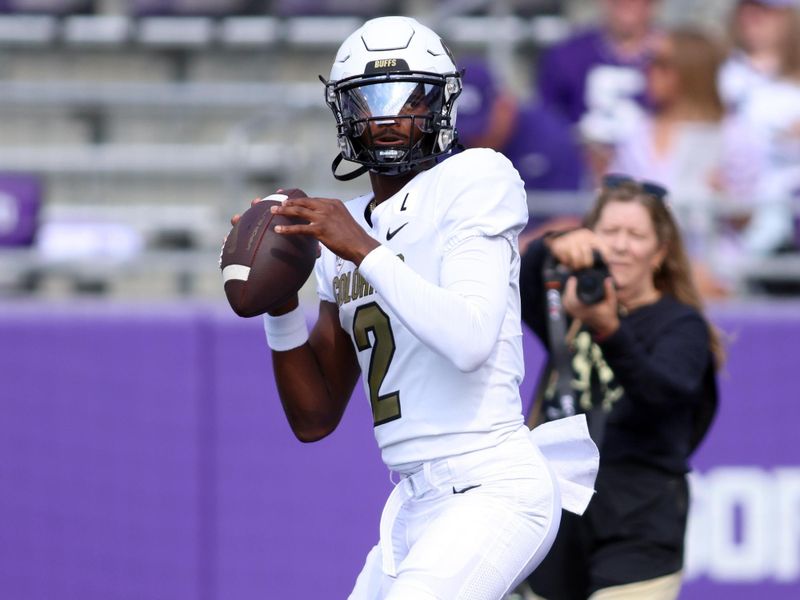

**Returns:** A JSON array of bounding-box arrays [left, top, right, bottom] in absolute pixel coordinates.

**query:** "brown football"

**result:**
[[220, 189, 317, 318]]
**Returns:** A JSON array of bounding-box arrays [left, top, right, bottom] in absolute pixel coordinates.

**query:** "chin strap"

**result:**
[[332, 154, 370, 181]]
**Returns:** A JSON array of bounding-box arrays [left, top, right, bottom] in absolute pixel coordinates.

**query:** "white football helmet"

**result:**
[[323, 16, 462, 179]]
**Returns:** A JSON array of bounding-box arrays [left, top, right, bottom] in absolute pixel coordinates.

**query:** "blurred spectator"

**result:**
[[457, 57, 586, 193], [535, 0, 661, 151], [738, 83, 800, 291], [457, 57, 589, 240], [603, 28, 768, 299], [720, 0, 800, 294], [719, 0, 800, 113]]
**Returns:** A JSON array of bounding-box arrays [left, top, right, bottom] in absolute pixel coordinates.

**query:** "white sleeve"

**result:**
[[725, 115, 794, 254], [743, 174, 795, 255], [741, 200, 794, 254], [358, 235, 512, 373]]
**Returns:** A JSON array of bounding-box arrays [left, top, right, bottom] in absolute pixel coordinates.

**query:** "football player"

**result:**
[[242, 16, 599, 600]]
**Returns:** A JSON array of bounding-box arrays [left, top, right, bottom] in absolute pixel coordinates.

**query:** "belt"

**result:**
[[379, 461, 442, 577]]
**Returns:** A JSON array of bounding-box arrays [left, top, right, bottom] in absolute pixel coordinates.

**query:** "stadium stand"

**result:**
[[0, 0, 795, 299], [0, 0, 571, 299]]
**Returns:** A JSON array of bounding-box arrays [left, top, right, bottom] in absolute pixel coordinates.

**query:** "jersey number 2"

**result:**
[[352, 302, 401, 426]]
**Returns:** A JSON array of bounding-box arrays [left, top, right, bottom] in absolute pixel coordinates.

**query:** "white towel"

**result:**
[[530, 414, 599, 516]]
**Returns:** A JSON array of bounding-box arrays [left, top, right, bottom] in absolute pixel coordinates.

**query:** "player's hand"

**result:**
[[561, 276, 620, 339], [270, 197, 379, 265], [548, 228, 610, 271], [228, 196, 321, 258]]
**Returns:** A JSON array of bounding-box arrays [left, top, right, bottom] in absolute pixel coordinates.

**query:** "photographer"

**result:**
[[518, 175, 722, 599]]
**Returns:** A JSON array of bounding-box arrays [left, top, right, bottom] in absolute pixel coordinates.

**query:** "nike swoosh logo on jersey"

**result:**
[[452, 484, 482, 495], [386, 222, 409, 240]]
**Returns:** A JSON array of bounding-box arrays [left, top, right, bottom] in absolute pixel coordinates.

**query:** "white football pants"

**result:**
[[348, 425, 561, 600]]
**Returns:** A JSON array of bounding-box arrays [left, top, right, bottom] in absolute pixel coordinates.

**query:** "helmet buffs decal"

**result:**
[[364, 59, 410, 74]]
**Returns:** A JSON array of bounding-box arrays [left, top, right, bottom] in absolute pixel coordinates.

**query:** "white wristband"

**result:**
[[262, 305, 309, 351]]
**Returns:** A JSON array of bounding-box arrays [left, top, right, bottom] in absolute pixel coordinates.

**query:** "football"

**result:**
[[220, 189, 317, 318]]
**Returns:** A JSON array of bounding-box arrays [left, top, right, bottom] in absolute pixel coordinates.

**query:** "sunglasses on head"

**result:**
[[601, 173, 669, 202]]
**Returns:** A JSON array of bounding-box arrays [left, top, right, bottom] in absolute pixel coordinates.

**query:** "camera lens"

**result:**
[[574, 251, 610, 305], [576, 269, 606, 305]]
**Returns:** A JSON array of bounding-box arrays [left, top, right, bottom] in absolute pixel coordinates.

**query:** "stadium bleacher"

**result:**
[[0, 0, 571, 299], [0, 0, 794, 300]]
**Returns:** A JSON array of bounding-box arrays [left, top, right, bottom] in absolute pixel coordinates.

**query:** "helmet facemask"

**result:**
[[325, 71, 462, 177]]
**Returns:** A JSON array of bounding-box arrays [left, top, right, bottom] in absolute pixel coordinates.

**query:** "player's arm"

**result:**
[[226, 199, 360, 442], [271, 197, 510, 371], [596, 311, 712, 406], [268, 297, 360, 443], [358, 238, 510, 371]]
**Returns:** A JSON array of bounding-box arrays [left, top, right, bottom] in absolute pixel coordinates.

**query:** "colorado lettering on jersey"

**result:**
[[332, 268, 374, 307], [331, 254, 404, 307]]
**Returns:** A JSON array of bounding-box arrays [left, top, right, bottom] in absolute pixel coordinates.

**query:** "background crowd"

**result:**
[[0, 0, 797, 302], [456, 0, 800, 300]]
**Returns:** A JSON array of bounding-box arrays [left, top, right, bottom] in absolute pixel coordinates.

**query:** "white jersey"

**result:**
[[718, 52, 772, 114], [314, 148, 529, 471]]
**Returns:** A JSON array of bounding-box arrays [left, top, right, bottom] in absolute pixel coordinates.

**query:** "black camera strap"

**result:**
[[542, 255, 608, 448], [542, 256, 579, 418]]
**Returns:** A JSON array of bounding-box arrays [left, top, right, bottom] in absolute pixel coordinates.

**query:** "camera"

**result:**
[[544, 249, 611, 305], [572, 250, 611, 305]]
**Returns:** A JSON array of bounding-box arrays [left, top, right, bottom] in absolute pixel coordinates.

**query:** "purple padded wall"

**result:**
[[0, 300, 798, 599], [0, 305, 204, 600]]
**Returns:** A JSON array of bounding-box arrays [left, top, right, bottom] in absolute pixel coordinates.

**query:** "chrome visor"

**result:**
[[338, 80, 444, 123]]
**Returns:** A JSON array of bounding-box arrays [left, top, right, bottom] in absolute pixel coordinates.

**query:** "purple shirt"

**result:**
[[536, 27, 651, 125], [502, 102, 586, 191], [455, 55, 588, 192], [453, 102, 587, 192]]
